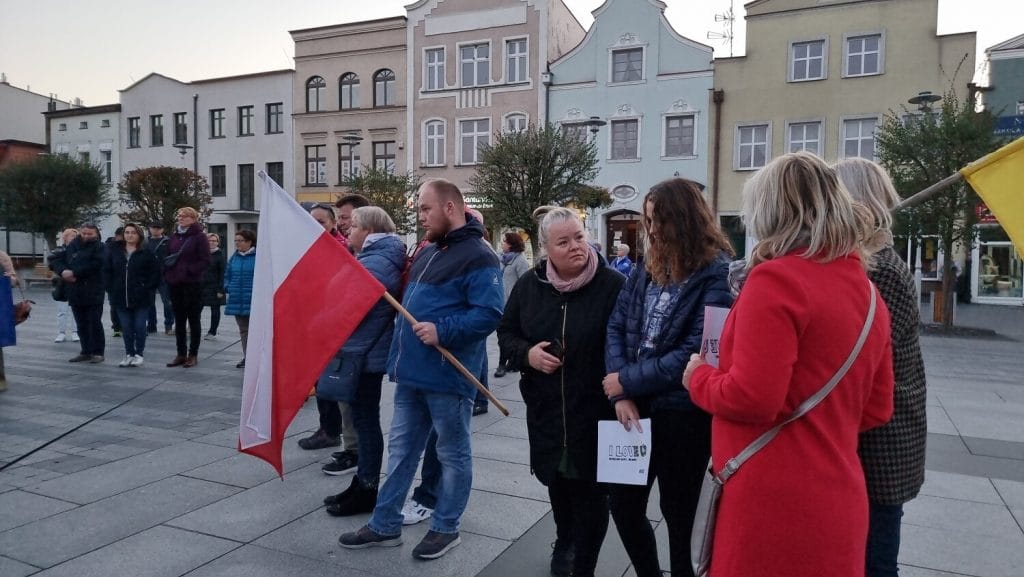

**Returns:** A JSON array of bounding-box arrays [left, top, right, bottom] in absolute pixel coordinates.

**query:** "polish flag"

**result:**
[[239, 172, 385, 475]]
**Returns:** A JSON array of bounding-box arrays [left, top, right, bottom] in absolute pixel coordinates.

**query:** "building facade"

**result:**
[[711, 0, 975, 257], [548, 0, 713, 257], [405, 0, 585, 199], [290, 16, 408, 204], [119, 70, 293, 242]]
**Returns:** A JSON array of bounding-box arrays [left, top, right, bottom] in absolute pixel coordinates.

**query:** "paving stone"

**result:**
[[925, 405, 960, 436], [183, 544, 377, 577], [25, 454, 110, 474], [898, 566, 976, 576], [993, 478, 1024, 507], [477, 417, 529, 440], [471, 456, 549, 501], [459, 489, 551, 540], [182, 442, 326, 488], [0, 555, 38, 577], [0, 475, 239, 568], [918, 470, 1004, 504], [470, 432, 530, 466], [0, 490, 78, 532], [900, 523, 1024, 577], [25, 441, 234, 504], [30, 525, 239, 577], [904, 495, 1022, 538], [963, 436, 1024, 461]]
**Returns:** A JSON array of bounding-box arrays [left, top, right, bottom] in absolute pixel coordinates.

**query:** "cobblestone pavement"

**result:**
[[1, 287, 1022, 577]]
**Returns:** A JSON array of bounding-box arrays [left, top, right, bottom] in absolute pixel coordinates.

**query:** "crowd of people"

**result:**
[[0, 154, 926, 577]]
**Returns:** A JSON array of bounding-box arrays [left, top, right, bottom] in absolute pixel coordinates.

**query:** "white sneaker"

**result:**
[[118, 355, 132, 367], [401, 499, 434, 526], [130, 355, 144, 367], [72, 333, 80, 342], [204, 333, 217, 341], [55, 334, 67, 343]]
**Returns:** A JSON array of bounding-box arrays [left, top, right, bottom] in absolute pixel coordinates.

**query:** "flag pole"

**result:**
[[383, 292, 511, 416], [892, 171, 964, 213]]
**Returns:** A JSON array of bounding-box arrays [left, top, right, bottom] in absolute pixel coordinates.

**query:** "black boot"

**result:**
[[550, 539, 575, 577], [326, 476, 378, 517]]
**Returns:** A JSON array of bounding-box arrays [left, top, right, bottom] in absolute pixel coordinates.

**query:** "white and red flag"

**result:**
[[239, 172, 384, 475]]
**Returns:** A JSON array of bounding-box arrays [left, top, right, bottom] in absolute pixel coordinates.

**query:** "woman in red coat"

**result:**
[[683, 152, 895, 577]]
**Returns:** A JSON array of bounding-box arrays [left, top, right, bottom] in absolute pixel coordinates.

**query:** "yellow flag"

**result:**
[[960, 137, 1024, 259]]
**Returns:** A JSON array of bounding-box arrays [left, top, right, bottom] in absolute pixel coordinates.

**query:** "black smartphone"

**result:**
[[543, 339, 564, 360]]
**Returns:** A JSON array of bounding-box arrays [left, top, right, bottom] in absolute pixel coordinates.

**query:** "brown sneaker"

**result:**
[[183, 356, 198, 368], [166, 355, 188, 367]]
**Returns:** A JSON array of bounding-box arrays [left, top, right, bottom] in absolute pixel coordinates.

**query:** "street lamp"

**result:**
[[173, 144, 193, 167], [340, 132, 363, 182], [583, 116, 606, 143], [908, 91, 941, 113]]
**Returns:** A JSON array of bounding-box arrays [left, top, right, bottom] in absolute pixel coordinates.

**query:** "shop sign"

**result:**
[[994, 116, 1024, 137], [976, 202, 998, 224]]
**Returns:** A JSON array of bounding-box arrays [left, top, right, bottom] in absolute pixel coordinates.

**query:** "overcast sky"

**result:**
[[0, 0, 1017, 106]]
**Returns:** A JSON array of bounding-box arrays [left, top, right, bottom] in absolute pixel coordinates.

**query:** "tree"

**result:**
[[341, 165, 419, 235], [0, 154, 110, 252], [118, 166, 212, 230], [469, 124, 601, 253], [875, 88, 1003, 327]]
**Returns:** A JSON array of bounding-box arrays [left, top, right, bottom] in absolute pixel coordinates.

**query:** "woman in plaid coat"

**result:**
[[836, 158, 927, 577]]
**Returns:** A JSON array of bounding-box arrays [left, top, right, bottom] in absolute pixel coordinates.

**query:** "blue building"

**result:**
[[547, 0, 713, 259]]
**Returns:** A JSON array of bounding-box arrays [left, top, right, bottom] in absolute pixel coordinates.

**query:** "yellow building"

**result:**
[[710, 0, 975, 255]]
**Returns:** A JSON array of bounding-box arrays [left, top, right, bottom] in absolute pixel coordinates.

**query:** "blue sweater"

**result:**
[[605, 253, 734, 411], [343, 235, 407, 373], [223, 250, 256, 316], [387, 218, 503, 398]]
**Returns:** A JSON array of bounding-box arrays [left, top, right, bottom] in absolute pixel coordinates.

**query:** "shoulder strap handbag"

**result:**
[[316, 323, 390, 402], [691, 280, 877, 577], [163, 236, 193, 269]]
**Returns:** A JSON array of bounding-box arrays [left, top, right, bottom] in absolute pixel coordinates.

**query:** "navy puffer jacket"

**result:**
[[605, 252, 734, 412], [342, 234, 407, 373]]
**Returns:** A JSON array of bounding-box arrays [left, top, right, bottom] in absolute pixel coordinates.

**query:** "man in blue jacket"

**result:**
[[340, 179, 503, 560]]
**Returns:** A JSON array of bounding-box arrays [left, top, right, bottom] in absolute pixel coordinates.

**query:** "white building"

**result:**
[[119, 70, 294, 242]]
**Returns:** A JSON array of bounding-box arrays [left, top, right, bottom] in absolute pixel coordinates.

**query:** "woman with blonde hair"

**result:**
[[683, 152, 895, 577], [834, 157, 927, 577]]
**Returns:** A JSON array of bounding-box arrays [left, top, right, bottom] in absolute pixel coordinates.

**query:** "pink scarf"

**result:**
[[547, 248, 599, 293]]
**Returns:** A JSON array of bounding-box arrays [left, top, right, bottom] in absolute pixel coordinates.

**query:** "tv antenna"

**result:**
[[707, 0, 735, 57]]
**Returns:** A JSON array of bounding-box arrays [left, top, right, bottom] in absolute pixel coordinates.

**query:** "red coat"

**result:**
[[689, 253, 894, 577]]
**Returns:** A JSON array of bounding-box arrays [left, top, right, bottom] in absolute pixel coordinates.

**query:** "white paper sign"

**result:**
[[597, 419, 652, 485], [700, 306, 730, 368]]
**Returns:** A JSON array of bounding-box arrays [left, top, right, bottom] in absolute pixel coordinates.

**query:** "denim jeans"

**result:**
[[115, 306, 150, 356], [412, 429, 441, 509], [350, 372, 385, 487], [148, 281, 173, 331], [866, 502, 904, 577], [368, 386, 473, 536], [71, 304, 105, 356]]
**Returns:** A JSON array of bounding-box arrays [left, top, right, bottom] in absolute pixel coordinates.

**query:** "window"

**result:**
[[79, 121, 88, 130], [127, 117, 140, 148], [611, 48, 643, 83], [150, 115, 164, 146], [424, 120, 446, 166], [173, 112, 188, 144], [209, 109, 225, 138], [505, 113, 527, 133], [101, 119, 110, 128], [374, 141, 396, 174], [101, 150, 112, 182], [425, 48, 445, 91], [843, 118, 877, 159], [305, 145, 327, 185], [459, 118, 490, 165], [266, 103, 283, 134], [237, 106, 254, 136], [664, 115, 695, 157], [210, 165, 226, 197], [340, 73, 359, 110], [58, 122, 67, 131], [266, 162, 284, 188], [736, 124, 769, 170], [846, 34, 882, 76], [79, 151, 90, 164], [306, 76, 326, 112], [1017, 101, 1024, 116], [374, 69, 395, 107], [788, 121, 821, 154], [239, 164, 255, 211], [611, 119, 639, 160], [561, 122, 588, 143], [506, 39, 528, 83], [338, 143, 360, 182], [791, 40, 825, 81], [460, 43, 490, 87]]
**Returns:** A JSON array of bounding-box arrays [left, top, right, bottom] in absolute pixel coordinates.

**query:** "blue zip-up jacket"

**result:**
[[223, 250, 256, 316], [387, 217, 503, 399], [605, 252, 734, 411], [342, 235, 407, 373]]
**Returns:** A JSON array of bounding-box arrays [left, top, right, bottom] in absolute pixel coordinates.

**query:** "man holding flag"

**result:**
[[339, 178, 503, 560]]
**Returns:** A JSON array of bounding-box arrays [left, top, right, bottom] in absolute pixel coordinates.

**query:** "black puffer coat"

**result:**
[[55, 237, 107, 306], [497, 260, 624, 486], [201, 248, 226, 306], [104, 245, 161, 310]]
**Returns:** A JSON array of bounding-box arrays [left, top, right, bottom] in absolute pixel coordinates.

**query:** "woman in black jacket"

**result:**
[[497, 208, 624, 577], [201, 233, 226, 340], [105, 223, 161, 367]]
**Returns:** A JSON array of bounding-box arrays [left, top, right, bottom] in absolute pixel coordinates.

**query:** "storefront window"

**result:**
[[894, 235, 941, 279], [975, 226, 1022, 299]]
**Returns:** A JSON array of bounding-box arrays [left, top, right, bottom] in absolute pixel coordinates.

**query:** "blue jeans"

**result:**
[[866, 502, 904, 577], [115, 307, 150, 356], [368, 386, 473, 536], [148, 281, 173, 330], [350, 372, 385, 487], [412, 430, 441, 508]]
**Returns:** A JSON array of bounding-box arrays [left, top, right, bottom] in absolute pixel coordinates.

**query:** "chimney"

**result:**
[[0, 72, 7, 84]]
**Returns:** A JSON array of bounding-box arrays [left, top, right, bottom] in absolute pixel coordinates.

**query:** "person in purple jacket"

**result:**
[[163, 207, 210, 368]]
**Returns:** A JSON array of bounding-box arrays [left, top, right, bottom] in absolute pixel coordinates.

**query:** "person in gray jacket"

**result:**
[[495, 231, 530, 378]]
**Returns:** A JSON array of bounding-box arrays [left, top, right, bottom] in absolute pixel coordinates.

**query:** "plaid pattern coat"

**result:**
[[859, 246, 928, 504]]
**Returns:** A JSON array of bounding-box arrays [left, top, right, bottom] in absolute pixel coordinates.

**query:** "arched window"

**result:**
[[339, 73, 359, 110], [374, 69, 395, 107], [424, 119, 446, 166], [505, 113, 528, 133], [306, 76, 326, 112]]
